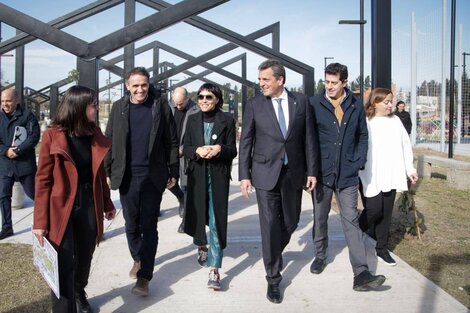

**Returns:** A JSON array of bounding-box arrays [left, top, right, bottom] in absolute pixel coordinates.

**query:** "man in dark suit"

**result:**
[[239, 59, 318, 304], [105, 67, 179, 297]]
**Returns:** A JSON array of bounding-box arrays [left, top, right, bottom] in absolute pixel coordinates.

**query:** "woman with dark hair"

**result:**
[[359, 88, 418, 266], [33, 85, 116, 313], [183, 83, 237, 290]]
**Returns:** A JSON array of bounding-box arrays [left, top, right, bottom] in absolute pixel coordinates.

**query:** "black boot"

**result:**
[[75, 290, 93, 313]]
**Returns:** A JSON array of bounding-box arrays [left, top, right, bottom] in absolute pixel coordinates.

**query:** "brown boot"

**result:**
[[131, 278, 149, 296], [129, 261, 141, 279]]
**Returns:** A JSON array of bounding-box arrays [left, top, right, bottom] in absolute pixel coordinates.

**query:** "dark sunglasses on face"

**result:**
[[198, 94, 214, 101]]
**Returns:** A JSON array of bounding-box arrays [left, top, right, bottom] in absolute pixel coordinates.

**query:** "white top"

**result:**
[[359, 115, 416, 197]]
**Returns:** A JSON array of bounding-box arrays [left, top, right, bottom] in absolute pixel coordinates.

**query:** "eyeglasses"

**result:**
[[198, 94, 214, 101]]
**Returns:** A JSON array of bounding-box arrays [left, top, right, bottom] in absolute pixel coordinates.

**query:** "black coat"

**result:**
[[104, 86, 179, 192], [394, 110, 412, 134], [0, 106, 40, 177], [183, 109, 237, 250]]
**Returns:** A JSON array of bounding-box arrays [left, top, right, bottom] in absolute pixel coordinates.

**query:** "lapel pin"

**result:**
[[212, 134, 217, 140]]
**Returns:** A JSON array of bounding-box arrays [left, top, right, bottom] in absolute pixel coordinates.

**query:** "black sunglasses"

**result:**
[[198, 94, 214, 101]]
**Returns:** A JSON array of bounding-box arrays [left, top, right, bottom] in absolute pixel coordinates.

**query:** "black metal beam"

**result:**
[[99, 59, 125, 77], [154, 41, 256, 88], [169, 53, 251, 88], [153, 24, 279, 82], [107, 22, 277, 67], [0, 3, 89, 57], [87, 0, 229, 59], [77, 58, 99, 91], [139, 0, 314, 74], [124, 0, 136, 75], [371, 0, 391, 88], [0, 0, 123, 55], [15, 29, 25, 105], [49, 85, 59, 119]]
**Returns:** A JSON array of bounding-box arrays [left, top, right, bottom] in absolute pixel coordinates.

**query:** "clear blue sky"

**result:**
[[1, 0, 469, 98]]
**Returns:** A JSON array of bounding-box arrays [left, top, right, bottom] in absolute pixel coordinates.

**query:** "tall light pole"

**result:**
[[324, 56, 334, 70], [339, 0, 366, 99]]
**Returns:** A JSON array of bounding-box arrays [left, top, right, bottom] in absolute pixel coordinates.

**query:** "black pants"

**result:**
[[52, 184, 97, 313], [120, 175, 162, 281], [359, 190, 397, 252], [255, 165, 302, 285], [168, 183, 185, 202], [0, 173, 35, 230]]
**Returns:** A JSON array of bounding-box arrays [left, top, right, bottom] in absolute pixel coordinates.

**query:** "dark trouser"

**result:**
[[168, 183, 185, 202], [120, 175, 162, 281], [312, 183, 369, 276], [256, 165, 302, 285], [52, 183, 97, 313], [359, 190, 397, 252], [0, 173, 35, 230]]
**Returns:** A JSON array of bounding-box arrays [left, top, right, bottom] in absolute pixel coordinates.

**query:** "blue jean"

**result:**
[[194, 178, 222, 268], [0, 174, 35, 230]]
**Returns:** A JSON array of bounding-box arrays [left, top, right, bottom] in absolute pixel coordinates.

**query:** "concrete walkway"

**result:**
[[2, 160, 469, 313]]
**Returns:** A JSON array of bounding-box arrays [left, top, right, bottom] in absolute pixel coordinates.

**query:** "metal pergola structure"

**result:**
[[0, 0, 317, 122]]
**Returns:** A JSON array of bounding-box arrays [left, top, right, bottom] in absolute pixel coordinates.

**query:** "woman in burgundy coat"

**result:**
[[33, 86, 115, 313]]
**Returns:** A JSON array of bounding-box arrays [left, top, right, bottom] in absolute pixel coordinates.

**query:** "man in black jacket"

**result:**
[[105, 67, 179, 297], [395, 100, 412, 135], [0, 89, 39, 240]]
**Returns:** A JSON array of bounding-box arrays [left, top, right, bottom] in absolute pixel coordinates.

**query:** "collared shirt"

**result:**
[[271, 89, 289, 131]]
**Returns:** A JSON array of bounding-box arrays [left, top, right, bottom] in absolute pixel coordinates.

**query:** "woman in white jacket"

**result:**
[[359, 88, 418, 266]]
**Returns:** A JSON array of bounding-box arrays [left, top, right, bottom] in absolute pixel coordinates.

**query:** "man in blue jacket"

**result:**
[[0, 89, 39, 240], [309, 63, 385, 291]]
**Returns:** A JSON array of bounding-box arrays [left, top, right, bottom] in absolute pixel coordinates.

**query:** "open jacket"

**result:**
[[33, 127, 115, 248], [183, 109, 237, 249], [238, 90, 318, 191], [0, 106, 40, 177], [309, 89, 368, 189], [104, 86, 179, 192]]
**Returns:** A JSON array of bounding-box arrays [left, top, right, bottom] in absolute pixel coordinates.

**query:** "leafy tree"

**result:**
[[67, 69, 80, 85], [364, 75, 371, 89], [316, 79, 325, 94]]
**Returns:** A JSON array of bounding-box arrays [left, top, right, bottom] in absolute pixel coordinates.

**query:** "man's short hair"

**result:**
[[258, 59, 286, 84], [126, 67, 150, 81], [325, 63, 348, 81]]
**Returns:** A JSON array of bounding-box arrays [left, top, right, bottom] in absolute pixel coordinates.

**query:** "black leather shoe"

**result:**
[[0, 228, 13, 240], [75, 291, 93, 313], [310, 258, 326, 274], [266, 283, 282, 304], [353, 270, 386, 291], [376, 250, 397, 266]]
